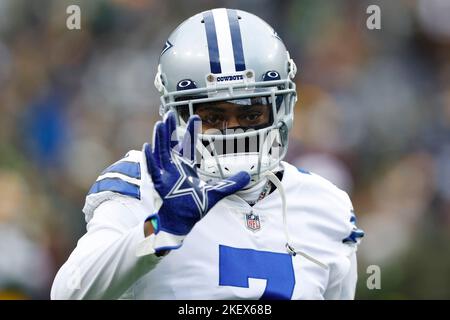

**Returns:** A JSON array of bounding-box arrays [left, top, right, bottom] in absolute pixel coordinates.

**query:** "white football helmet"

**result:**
[[154, 8, 297, 184]]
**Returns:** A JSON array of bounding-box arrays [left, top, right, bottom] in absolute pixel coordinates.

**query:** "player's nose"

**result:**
[[225, 116, 240, 129]]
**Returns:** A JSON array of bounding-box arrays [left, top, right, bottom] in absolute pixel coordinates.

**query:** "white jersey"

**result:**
[[51, 150, 363, 300]]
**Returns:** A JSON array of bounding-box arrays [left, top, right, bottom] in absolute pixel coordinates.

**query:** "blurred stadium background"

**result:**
[[0, 0, 449, 299]]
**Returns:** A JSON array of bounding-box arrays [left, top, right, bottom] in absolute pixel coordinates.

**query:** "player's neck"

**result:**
[[236, 177, 270, 205]]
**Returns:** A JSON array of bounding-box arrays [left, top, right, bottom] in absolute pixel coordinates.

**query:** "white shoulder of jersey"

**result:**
[[82, 149, 155, 224], [281, 161, 364, 250]]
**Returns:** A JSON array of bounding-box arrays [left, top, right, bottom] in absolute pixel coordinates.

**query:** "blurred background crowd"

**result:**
[[0, 0, 449, 299]]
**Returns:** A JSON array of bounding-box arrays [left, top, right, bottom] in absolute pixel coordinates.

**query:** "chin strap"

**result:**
[[262, 171, 328, 270]]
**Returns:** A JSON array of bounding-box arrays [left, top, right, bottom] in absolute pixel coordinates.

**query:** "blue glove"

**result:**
[[143, 112, 250, 253]]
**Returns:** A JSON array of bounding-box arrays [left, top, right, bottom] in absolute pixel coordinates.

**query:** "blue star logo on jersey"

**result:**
[[164, 155, 236, 216]]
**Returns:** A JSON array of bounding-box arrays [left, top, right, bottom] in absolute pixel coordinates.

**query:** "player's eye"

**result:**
[[202, 114, 224, 126], [242, 112, 262, 122]]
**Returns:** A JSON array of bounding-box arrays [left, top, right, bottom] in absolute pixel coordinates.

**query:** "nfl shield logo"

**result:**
[[246, 212, 261, 231]]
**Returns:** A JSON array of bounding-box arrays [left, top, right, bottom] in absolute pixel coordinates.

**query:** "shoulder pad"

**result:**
[[284, 161, 364, 250], [82, 150, 147, 223]]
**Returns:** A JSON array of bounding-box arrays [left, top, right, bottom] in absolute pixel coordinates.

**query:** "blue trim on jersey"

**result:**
[[297, 168, 311, 175], [88, 178, 140, 199], [203, 11, 222, 74], [227, 9, 246, 72], [342, 229, 365, 244], [155, 244, 182, 252], [101, 161, 141, 179], [343, 213, 364, 243]]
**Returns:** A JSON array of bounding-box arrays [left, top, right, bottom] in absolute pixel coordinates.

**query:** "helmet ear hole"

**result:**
[[177, 79, 198, 90], [263, 70, 281, 81]]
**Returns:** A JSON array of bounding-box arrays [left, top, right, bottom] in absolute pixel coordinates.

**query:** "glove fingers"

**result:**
[[156, 121, 173, 171], [166, 111, 178, 150], [152, 121, 163, 168], [144, 143, 161, 184], [181, 115, 201, 162], [215, 171, 251, 197]]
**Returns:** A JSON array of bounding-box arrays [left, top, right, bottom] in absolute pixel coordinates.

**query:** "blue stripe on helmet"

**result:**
[[227, 9, 246, 72], [203, 11, 222, 74], [101, 161, 141, 179], [88, 178, 141, 199]]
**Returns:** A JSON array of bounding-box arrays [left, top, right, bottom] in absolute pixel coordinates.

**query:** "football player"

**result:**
[[51, 8, 363, 300]]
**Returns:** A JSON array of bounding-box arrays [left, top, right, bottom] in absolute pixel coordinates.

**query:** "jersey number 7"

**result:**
[[219, 245, 295, 299]]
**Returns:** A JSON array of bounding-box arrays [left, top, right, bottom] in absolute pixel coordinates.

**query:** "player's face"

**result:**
[[192, 101, 272, 133]]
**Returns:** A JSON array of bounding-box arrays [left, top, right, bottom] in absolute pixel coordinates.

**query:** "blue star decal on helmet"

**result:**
[[165, 155, 236, 216], [160, 40, 173, 56]]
